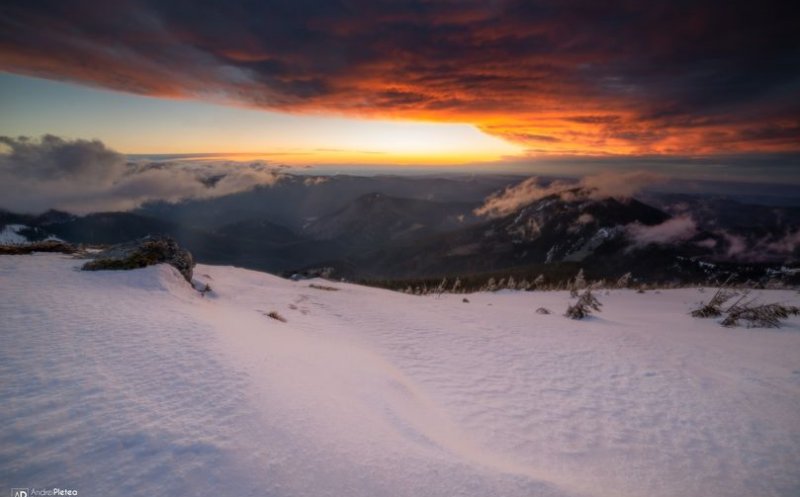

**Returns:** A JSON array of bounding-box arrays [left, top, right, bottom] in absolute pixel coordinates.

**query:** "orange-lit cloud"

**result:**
[[1, 0, 798, 156]]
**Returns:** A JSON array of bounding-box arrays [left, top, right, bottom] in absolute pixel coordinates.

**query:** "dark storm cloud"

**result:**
[[0, 0, 798, 154]]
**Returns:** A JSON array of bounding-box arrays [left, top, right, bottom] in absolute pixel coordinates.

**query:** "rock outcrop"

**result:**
[[82, 235, 194, 282]]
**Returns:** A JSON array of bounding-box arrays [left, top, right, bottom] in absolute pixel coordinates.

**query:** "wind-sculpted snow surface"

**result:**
[[2, 255, 800, 497]]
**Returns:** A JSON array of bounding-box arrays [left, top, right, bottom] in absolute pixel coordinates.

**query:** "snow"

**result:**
[[0, 224, 29, 244], [2, 254, 800, 497], [0, 224, 62, 245]]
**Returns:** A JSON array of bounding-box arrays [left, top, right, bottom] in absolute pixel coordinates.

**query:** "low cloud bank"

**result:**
[[626, 215, 698, 246], [766, 230, 800, 254], [722, 229, 800, 261], [627, 221, 799, 260], [475, 171, 667, 217], [0, 135, 284, 214]]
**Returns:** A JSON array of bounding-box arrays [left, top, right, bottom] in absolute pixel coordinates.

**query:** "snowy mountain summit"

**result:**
[[2, 254, 800, 497]]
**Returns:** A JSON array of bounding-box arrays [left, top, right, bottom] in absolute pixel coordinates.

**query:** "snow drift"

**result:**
[[1, 254, 799, 497]]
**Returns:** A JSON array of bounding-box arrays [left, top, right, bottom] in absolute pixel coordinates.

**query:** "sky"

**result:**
[[0, 0, 798, 178], [0, 73, 520, 164]]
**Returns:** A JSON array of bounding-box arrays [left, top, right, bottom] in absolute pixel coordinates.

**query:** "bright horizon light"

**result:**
[[0, 73, 521, 165]]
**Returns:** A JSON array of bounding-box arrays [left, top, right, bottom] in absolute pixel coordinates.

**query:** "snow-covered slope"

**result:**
[[2, 254, 799, 497], [0, 224, 30, 244], [0, 224, 62, 245]]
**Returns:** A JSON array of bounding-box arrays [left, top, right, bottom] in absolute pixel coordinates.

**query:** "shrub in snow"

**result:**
[[589, 279, 606, 290], [690, 287, 798, 328], [721, 302, 800, 328], [435, 278, 448, 297], [565, 289, 602, 320], [574, 269, 586, 288], [690, 288, 736, 318], [265, 311, 287, 323], [536, 307, 551, 315], [309, 283, 339, 291], [569, 269, 587, 297], [616, 272, 632, 288], [198, 283, 212, 297], [462, 298, 470, 303]]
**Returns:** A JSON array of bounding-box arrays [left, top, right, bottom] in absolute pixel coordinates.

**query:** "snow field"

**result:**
[[2, 254, 799, 497]]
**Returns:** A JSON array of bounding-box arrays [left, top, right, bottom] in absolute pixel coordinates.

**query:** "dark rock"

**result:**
[[82, 235, 194, 282]]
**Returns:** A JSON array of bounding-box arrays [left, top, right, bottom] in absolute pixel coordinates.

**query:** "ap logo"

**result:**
[[11, 490, 28, 497]]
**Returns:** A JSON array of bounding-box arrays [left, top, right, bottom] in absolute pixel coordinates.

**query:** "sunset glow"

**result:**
[[0, 73, 521, 164], [0, 0, 797, 174]]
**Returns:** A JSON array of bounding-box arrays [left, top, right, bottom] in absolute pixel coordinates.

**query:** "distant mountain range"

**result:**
[[2, 174, 798, 286], [302, 193, 478, 247]]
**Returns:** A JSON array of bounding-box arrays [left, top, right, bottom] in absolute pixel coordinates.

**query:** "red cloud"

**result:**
[[1, 0, 797, 155]]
